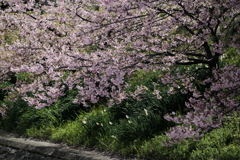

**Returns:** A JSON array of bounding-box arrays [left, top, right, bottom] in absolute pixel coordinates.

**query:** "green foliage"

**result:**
[[49, 106, 169, 156], [1, 30, 19, 45], [189, 113, 240, 160], [0, 81, 12, 89], [111, 111, 162, 143], [49, 120, 83, 145], [138, 112, 240, 160], [0, 98, 60, 133], [220, 47, 240, 67], [26, 126, 56, 140], [0, 98, 28, 132], [138, 135, 192, 160], [0, 89, 84, 133], [76, 108, 112, 147], [110, 69, 188, 123], [16, 72, 33, 82], [51, 88, 86, 121], [0, 81, 13, 101], [102, 111, 166, 156], [50, 107, 112, 147], [127, 70, 160, 90]]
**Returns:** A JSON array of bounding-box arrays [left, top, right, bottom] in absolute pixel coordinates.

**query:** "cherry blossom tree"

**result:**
[[0, 0, 239, 141]]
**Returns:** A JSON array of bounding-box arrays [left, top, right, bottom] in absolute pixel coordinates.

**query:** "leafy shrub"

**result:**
[[0, 98, 30, 132], [50, 88, 87, 121], [0, 100, 61, 133]]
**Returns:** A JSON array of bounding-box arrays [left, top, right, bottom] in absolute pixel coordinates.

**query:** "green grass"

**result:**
[[21, 110, 240, 160]]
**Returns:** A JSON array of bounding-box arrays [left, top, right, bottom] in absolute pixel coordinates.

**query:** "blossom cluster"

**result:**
[[164, 65, 240, 142]]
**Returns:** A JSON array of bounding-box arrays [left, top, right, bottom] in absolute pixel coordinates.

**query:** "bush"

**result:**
[[0, 98, 30, 132]]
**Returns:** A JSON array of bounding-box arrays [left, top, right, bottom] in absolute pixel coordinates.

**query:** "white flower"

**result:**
[[101, 109, 106, 113], [111, 135, 117, 139], [82, 117, 87, 124], [144, 108, 148, 116]]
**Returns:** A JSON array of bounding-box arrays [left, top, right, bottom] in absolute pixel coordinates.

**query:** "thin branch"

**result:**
[[22, 11, 37, 20], [75, 13, 94, 23], [66, 53, 92, 62], [188, 57, 212, 63], [184, 52, 206, 57], [176, 61, 204, 65], [146, 51, 175, 58]]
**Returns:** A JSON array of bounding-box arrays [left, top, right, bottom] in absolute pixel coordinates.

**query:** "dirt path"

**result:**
[[0, 129, 119, 160]]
